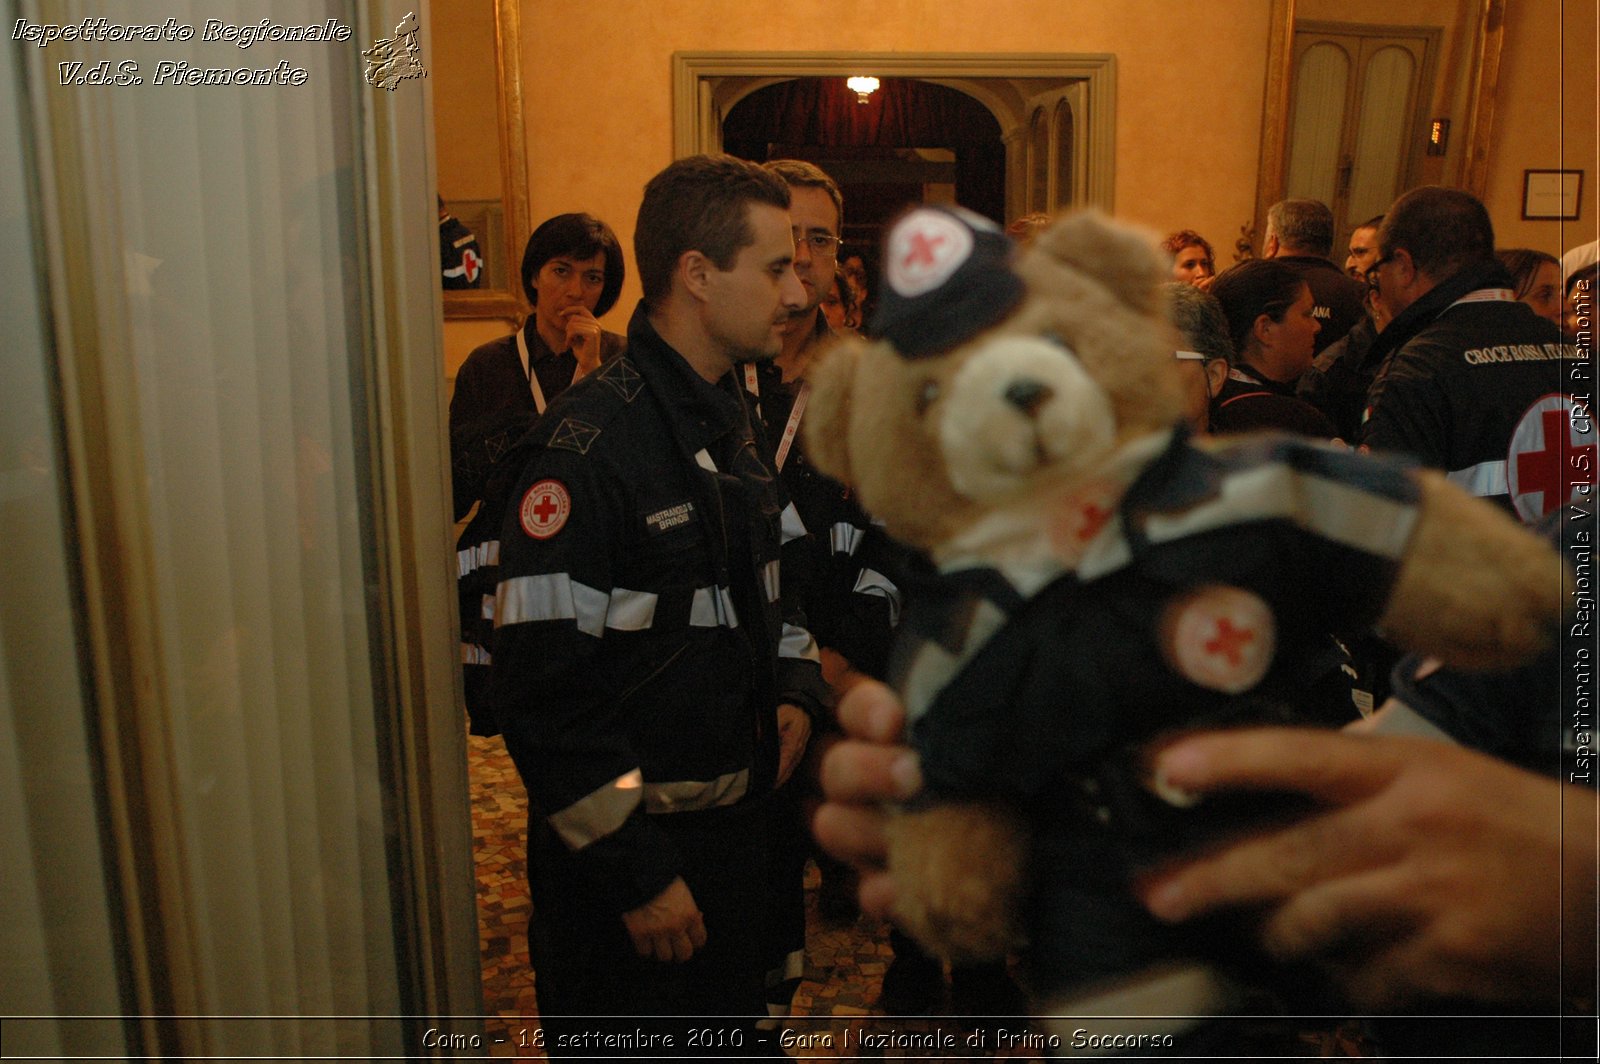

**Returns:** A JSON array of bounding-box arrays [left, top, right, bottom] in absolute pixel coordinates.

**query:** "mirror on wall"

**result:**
[[436, 0, 529, 320]]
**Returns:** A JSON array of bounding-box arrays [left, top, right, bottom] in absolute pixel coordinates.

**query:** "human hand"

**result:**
[[812, 679, 922, 918], [775, 703, 813, 789], [562, 305, 605, 376], [621, 877, 707, 962], [1135, 728, 1593, 1009]]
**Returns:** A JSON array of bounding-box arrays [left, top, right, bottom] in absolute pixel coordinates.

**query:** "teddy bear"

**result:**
[[801, 205, 1565, 1028]]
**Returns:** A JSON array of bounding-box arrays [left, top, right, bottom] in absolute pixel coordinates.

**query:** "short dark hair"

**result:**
[[1380, 186, 1495, 280], [1355, 214, 1385, 232], [521, 213, 625, 316], [1268, 199, 1335, 256], [1162, 282, 1234, 366], [1210, 259, 1308, 354], [763, 159, 843, 232], [1497, 248, 1561, 302], [634, 155, 792, 308], [1161, 229, 1215, 262]]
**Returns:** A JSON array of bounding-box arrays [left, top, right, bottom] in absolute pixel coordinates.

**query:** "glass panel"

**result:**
[[0, 23, 128, 1059], [1053, 97, 1074, 206], [1286, 41, 1350, 205], [1349, 45, 1418, 226], [33, 0, 406, 1054]]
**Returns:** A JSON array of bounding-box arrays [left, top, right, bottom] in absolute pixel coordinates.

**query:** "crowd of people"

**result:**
[[448, 159, 1595, 1057]]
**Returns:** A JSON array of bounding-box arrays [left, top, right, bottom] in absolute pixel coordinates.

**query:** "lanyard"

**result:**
[[515, 328, 547, 414], [1444, 288, 1516, 313], [741, 364, 808, 471]]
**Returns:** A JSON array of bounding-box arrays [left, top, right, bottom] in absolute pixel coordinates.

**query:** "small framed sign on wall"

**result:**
[[1522, 170, 1583, 220]]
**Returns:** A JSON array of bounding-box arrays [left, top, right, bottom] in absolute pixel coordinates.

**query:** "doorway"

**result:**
[[1285, 22, 1441, 247]]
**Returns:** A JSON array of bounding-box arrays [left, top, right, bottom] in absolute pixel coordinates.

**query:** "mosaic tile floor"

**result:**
[[469, 732, 1362, 1060]]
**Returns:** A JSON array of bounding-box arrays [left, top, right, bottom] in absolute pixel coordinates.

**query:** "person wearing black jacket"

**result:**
[[1361, 186, 1582, 519], [450, 213, 626, 735], [1264, 199, 1367, 356], [491, 156, 829, 1053]]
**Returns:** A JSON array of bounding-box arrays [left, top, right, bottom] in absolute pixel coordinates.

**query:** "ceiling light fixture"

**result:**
[[846, 76, 880, 104]]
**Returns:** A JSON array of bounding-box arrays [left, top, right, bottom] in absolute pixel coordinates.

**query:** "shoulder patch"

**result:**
[[520, 479, 572, 539], [548, 418, 602, 455], [594, 357, 643, 402]]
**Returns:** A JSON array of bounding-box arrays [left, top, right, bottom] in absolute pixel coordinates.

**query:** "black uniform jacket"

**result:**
[[1361, 261, 1579, 513], [492, 304, 829, 915], [888, 429, 1423, 993]]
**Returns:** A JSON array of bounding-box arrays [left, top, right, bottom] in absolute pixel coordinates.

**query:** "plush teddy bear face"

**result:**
[[804, 210, 1188, 557]]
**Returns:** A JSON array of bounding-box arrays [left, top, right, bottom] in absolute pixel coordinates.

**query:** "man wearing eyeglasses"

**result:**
[[1361, 186, 1581, 519]]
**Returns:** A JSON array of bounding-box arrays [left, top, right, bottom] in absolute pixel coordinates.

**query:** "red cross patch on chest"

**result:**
[[1160, 584, 1277, 695]]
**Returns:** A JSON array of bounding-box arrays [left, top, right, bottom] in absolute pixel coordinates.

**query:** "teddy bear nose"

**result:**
[[1004, 379, 1055, 417]]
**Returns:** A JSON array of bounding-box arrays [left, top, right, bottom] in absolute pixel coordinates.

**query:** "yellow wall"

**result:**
[[518, 0, 1277, 314], [443, 0, 1598, 373], [1485, 0, 1598, 255]]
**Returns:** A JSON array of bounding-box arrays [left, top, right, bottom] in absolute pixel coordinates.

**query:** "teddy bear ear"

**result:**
[[800, 338, 859, 486], [1029, 210, 1166, 316]]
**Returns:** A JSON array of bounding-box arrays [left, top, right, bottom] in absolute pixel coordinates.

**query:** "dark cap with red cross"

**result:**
[[870, 205, 1026, 359]]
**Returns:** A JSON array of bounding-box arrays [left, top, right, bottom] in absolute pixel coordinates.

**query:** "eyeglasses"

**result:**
[[1365, 254, 1395, 291], [1174, 349, 1210, 362], [796, 232, 842, 258]]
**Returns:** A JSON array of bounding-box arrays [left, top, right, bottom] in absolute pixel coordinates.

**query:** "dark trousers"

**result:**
[[527, 800, 771, 1059]]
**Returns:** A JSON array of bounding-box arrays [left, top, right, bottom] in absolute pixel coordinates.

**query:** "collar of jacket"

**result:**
[[1275, 253, 1341, 274], [625, 301, 753, 459], [1367, 259, 1516, 367]]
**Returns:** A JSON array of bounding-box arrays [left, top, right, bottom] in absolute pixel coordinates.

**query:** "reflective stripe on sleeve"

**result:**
[[643, 769, 749, 814], [780, 622, 821, 663], [829, 522, 865, 557], [762, 559, 781, 603], [549, 768, 643, 850], [852, 567, 903, 626], [1446, 459, 1509, 498], [495, 573, 611, 637], [690, 585, 740, 628], [457, 539, 500, 577], [779, 501, 807, 544]]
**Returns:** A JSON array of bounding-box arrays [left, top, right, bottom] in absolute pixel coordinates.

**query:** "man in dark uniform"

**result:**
[[1362, 186, 1585, 519], [439, 194, 483, 289], [450, 213, 627, 735], [491, 155, 830, 1053], [1264, 198, 1367, 355], [1298, 215, 1387, 440]]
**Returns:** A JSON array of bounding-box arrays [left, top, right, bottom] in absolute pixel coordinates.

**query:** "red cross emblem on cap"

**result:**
[[520, 478, 571, 539], [461, 246, 482, 283], [1161, 584, 1276, 695], [1507, 393, 1596, 522], [885, 209, 974, 298]]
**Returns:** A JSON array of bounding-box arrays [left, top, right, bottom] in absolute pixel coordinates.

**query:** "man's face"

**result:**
[[1367, 246, 1415, 322], [785, 185, 841, 314], [1172, 245, 1214, 285], [1345, 226, 1380, 279], [703, 202, 807, 362]]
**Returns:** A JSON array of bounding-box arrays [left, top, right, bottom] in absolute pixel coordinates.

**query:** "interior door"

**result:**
[[1286, 24, 1437, 248]]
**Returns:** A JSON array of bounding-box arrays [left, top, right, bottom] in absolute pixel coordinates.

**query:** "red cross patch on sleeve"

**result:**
[[519, 479, 571, 539]]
